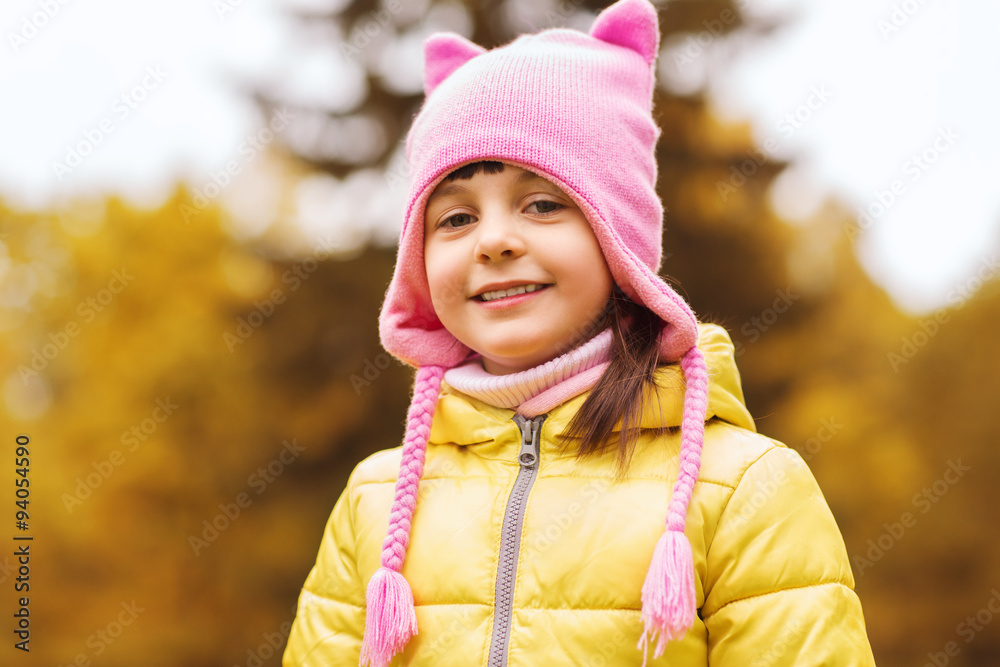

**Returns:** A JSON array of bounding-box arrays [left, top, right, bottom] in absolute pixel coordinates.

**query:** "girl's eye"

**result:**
[[439, 213, 474, 229], [527, 200, 563, 215]]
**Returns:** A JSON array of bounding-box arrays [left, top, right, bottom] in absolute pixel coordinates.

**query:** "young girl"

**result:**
[[284, 0, 876, 664]]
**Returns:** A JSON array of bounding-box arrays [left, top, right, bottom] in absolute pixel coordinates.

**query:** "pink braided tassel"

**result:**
[[638, 345, 708, 665], [639, 530, 696, 659], [361, 365, 444, 667], [361, 568, 417, 666]]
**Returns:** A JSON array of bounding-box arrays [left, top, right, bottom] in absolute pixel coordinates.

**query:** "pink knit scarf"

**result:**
[[443, 328, 614, 417]]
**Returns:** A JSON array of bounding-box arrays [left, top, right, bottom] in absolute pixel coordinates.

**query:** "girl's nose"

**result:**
[[474, 213, 526, 263]]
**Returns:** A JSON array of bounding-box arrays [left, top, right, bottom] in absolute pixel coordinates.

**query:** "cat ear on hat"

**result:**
[[589, 0, 660, 65], [423, 32, 487, 95]]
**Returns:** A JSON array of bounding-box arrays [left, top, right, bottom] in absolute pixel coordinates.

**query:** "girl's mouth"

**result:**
[[476, 283, 548, 302], [474, 284, 550, 308]]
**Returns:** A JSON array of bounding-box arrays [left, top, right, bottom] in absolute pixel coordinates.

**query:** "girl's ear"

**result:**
[[589, 0, 660, 65], [424, 33, 488, 96]]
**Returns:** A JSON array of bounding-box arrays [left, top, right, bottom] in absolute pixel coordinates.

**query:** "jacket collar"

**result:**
[[430, 322, 755, 446]]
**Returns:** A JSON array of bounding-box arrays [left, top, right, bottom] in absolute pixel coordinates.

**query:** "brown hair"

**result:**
[[562, 287, 665, 478], [441, 160, 506, 182]]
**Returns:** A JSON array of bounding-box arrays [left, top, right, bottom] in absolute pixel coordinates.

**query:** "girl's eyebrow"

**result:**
[[428, 172, 554, 204]]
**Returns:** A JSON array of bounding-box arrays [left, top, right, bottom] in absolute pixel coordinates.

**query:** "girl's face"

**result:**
[[423, 164, 615, 375]]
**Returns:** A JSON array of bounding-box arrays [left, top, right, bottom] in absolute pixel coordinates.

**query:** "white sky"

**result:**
[[702, 0, 1000, 314], [1, 0, 997, 315]]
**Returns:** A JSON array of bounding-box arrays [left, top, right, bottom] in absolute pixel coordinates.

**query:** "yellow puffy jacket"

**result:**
[[284, 324, 876, 665]]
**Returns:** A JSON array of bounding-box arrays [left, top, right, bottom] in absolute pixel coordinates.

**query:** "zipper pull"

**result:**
[[513, 414, 546, 469]]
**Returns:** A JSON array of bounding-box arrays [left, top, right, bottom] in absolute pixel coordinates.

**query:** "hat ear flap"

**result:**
[[589, 0, 660, 65], [424, 32, 488, 96]]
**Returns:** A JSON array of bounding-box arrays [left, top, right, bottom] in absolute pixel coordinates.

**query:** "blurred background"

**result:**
[[1, 0, 998, 665]]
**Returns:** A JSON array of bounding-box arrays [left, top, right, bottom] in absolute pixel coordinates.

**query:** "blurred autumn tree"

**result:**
[[0, 191, 416, 665], [0, 1, 997, 666]]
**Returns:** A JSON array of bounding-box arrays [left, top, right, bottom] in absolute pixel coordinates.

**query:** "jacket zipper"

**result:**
[[487, 413, 546, 667]]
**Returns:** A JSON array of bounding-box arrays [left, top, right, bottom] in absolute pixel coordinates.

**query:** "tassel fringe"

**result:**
[[637, 529, 696, 664], [361, 566, 418, 667]]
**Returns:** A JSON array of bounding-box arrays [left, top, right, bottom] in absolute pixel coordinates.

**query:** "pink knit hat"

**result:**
[[366, 0, 709, 664]]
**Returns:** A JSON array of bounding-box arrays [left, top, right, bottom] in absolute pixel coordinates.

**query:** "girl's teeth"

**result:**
[[480, 284, 543, 302]]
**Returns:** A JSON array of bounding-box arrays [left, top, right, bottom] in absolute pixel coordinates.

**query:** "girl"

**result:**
[[284, 0, 876, 665]]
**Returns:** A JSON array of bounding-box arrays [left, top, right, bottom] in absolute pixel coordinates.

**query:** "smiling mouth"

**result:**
[[475, 284, 549, 302]]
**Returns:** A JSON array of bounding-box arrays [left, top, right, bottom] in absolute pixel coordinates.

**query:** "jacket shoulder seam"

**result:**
[[710, 439, 775, 518], [700, 421, 784, 489], [702, 580, 855, 619], [353, 474, 499, 489]]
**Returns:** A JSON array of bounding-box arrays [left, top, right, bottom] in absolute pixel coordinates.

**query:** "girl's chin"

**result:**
[[482, 360, 536, 375], [479, 349, 559, 375]]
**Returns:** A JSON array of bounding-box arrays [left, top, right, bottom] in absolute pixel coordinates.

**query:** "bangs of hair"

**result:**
[[443, 160, 506, 181]]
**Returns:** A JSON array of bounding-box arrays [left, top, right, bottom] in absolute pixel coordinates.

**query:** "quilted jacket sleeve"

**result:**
[[283, 471, 365, 666], [702, 442, 876, 666]]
